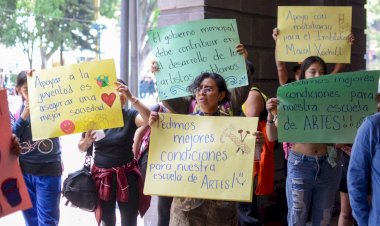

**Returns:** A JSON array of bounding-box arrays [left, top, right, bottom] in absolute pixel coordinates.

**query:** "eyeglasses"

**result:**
[[194, 87, 215, 94]]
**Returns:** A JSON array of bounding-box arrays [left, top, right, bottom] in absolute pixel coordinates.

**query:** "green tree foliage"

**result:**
[[0, 0, 97, 69], [0, 0, 38, 68], [138, 0, 159, 74], [366, 0, 380, 69], [99, 0, 119, 18]]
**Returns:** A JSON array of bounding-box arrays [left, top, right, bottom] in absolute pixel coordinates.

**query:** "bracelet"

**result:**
[[267, 120, 274, 124]]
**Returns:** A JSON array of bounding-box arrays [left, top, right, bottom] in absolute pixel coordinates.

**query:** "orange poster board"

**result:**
[[0, 89, 32, 218]]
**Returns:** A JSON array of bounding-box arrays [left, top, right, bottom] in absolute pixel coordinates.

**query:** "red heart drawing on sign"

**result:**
[[101, 93, 116, 107]]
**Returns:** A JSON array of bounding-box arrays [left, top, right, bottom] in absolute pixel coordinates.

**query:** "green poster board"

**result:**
[[277, 71, 380, 143], [148, 19, 248, 100]]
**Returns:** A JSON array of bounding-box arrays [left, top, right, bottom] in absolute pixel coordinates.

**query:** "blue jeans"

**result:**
[[22, 174, 61, 226], [286, 150, 338, 226]]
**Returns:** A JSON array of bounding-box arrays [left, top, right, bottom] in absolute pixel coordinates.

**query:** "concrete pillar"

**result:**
[[120, 0, 129, 85]]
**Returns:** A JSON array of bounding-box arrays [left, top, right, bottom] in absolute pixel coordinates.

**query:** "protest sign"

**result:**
[[277, 71, 380, 143], [148, 19, 248, 100], [144, 113, 258, 202], [28, 59, 124, 140], [277, 6, 352, 63], [0, 89, 31, 217]]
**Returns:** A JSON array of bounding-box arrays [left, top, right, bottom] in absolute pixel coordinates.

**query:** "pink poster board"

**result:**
[[0, 89, 32, 217]]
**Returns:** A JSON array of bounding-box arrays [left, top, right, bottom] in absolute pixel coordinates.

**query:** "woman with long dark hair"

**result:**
[[78, 80, 151, 226], [266, 56, 340, 226], [149, 72, 264, 226]]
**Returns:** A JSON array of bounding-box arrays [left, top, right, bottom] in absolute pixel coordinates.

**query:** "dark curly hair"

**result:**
[[187, 72, 230, 104]]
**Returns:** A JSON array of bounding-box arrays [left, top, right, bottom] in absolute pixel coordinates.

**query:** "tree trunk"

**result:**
[[40, 47, 47, 69], [60, 41, 64, 66], [28, 58, 33, 69]]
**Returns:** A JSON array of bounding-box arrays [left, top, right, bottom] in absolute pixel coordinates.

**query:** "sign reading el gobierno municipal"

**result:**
[[144, 113, 258, 202], [277, 70, 380, 143], [277, 6, 352, 63], [148, 19, 248, 100]]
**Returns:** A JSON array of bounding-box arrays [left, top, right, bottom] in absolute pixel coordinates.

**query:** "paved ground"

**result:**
[[0, 133, 152, 225]]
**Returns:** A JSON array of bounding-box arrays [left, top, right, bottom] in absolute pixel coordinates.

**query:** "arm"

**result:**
[[348, 117, 373, 225], [229, 44, 253, 116], [331, 33, 354, 74], [243, 90, 264, 117], [78, 131, 96, 153], [115, 82, 151, 127], [265, 98, 279, 142], [276, 61, 289, 86], [132, 125, 149, 159], [331, 63, 344, 74], [253, 131, 265, 147], [149, 111, 159, 126], [273, 28, 289, 85], [11, 103, 30, 138], [236, 43, 248, 60]]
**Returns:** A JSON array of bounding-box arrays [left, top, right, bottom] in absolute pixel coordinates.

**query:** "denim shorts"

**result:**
[[286, 150, 339, 226]]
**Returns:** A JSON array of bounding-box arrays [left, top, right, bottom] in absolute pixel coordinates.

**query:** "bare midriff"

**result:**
[[293, 143, 328, 156]]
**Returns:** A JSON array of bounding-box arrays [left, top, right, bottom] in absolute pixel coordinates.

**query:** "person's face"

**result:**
[[305, 62, 324, 79], [17, 82, 28, 101], [195, 78, 225, 113]]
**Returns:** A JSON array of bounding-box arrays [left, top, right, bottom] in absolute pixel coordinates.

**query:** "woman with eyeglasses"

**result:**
[[149, 72, 264, 226]]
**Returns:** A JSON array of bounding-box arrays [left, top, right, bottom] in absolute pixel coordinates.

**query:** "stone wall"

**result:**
[[157, 0, 366, 97]]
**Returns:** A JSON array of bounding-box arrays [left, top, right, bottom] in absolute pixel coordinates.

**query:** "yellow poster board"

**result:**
[[144, 113, 259, 202], [277, 6, 352, 63], [28, 59, 123, 140]]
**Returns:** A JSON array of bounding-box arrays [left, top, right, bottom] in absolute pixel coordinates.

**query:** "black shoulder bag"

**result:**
[[62, 144, 98, 212]]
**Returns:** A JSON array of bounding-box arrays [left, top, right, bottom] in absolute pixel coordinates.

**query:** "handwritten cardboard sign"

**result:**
[[148, 19, 248, 100], [0, 89, 32, 218], [144, 113, 258, 202], [28, 59, 124, 141], [277, 71, 380, 143], [277, 6, 352, 63]]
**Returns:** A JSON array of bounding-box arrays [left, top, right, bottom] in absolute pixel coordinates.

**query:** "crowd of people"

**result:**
[[2, 23, 379, 226]]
